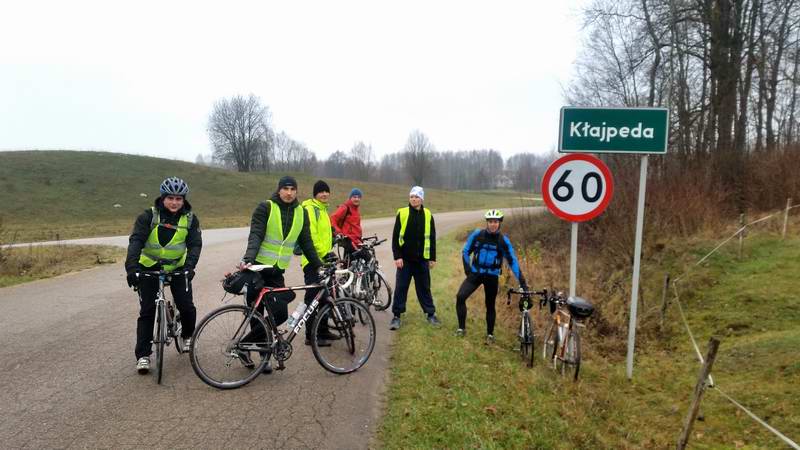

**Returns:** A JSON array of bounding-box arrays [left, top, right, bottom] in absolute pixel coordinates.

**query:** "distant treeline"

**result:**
[[201, 98, 552, 191]]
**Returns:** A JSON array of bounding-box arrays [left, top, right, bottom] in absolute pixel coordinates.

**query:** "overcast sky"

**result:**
[[0, 0, 587, 162]]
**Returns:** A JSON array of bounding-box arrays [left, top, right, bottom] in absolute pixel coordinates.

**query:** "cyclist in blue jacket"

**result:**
[[455, 209, 527, 344]]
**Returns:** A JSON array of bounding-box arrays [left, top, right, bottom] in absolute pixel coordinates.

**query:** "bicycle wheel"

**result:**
[[311, 298, 376, 374], [522, 311, 534, 368], [542, 320, 558, 368], [190, 305, 273, 389], [370, 271, 392, 311], [562, 326, 581, 381], [154, 301, 166, 384], [172, 307, 185, 354]]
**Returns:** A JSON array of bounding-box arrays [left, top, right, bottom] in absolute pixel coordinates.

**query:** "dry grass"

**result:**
[[0, 242, 124, 288]]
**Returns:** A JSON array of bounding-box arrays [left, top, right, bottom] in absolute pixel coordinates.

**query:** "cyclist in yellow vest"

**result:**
[[300, 180, 340, 346], [237, 176, 323, 374], [389, 186, 440, 330], [125, 177, 202, 375]]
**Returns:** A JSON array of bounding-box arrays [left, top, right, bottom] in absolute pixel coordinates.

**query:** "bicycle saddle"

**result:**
[[567, 296, 594, 319]]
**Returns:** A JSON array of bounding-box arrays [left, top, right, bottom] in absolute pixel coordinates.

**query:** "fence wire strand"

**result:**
[[666, 201, 799, 447], [713, 386, 800, 450]]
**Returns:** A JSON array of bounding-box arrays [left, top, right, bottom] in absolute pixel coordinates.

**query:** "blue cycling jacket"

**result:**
[[462, 229, 523, 280]]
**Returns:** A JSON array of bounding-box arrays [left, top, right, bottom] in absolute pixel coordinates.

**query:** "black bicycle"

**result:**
[[135, 269, 190, 384], [343, 235, 393, 311], [507, 287, 548, 368], [541, 291, 594, 381], [190, 263, 376, 390]]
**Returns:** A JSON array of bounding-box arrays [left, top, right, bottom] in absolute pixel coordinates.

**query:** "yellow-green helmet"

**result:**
[[484, 209, 504, 221]]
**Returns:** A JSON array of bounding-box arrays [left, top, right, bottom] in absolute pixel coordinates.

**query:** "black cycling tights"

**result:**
[[455, 274, 499, 335]]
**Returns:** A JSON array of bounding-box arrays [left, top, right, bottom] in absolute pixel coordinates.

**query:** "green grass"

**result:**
[[378, 228, 800, 449], [0, 245, 125, 287], [0, 150, 536, 242]]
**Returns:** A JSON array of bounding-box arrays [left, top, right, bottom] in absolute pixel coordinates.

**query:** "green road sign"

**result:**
[[558, 107, 669, 154]]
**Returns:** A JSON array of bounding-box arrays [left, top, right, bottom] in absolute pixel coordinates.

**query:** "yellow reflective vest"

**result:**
[[300, 198, 332, 268], [397, 206, 432, 260], [256, 200, 304, 269], [139, 207, 191, 271]]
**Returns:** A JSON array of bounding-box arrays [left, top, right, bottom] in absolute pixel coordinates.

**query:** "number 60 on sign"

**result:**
[[541, 153, 614, 222]]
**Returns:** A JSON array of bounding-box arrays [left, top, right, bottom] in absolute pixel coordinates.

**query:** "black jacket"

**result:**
[[242, 192, 322, 271], [391, 204, 436, 262], [125, 197, 202, 273]]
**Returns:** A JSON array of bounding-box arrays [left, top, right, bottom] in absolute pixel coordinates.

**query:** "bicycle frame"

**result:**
[[229, 268, 354, 368]]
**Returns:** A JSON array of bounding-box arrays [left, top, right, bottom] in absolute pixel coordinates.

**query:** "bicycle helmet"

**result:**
[[484, 209, 504, 221], [160, 177, 189, 196], [222, 270, 265, 295], [222, 271, 249, 295]]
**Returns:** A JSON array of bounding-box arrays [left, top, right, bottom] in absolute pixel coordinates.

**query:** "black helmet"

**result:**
[[222, 270, 263, 295], [222, 271, 249, 295], [160, 177, 189, 196]]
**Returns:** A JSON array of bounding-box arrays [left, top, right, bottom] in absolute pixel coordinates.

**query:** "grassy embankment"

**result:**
[[0, 150, 537, 243], [0, 150, 537, 287], [378, 219, 800, 449]]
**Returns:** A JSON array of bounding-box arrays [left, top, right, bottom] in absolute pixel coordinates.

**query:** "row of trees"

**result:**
[[568, 0, 800, 209], [205, 97, 552, 191]]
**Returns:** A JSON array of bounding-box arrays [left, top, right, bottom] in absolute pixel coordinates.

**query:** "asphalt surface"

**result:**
[[0, 208, 537, 449]]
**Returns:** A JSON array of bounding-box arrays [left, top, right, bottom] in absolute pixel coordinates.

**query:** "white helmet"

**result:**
[[484, 209, 504, 221]]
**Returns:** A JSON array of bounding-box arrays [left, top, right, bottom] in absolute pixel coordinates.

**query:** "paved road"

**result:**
[[0, 208, 537, 449]]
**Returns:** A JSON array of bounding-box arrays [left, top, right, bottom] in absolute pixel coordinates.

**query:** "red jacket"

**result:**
[[330, 199, 362, 246]]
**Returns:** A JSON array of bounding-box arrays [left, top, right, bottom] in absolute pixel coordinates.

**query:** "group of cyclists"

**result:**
[[125, 176, 527, 375]]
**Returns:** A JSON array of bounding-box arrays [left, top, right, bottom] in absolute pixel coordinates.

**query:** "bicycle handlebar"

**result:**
[[136, 269, 191, 292]]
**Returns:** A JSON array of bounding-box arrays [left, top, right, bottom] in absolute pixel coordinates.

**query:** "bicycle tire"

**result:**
[[155, 301, 165, 384], [370, 271, 392, 311], [542, 320, 558, 369], [190, 305, 273, 390], [522, 311, 534, 368], [172, 307, 185, 354], [311, 298, 376, 374], [563, 326, 581, 381]]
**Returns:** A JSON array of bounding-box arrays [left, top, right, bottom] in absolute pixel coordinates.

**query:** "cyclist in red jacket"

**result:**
[[330, 188, 363, 257]]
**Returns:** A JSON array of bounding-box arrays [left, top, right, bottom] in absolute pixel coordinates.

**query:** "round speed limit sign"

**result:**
[[541, 153, 614, 222]]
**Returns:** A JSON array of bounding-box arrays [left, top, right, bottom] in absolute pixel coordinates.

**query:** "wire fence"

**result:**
[[668, 199, 799, 449]]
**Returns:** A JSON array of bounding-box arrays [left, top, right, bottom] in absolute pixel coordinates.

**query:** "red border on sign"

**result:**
[[540, 153, 614, 222]]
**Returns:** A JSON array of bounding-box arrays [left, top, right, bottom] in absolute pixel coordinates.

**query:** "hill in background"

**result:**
[[0, 151, 534, 242]]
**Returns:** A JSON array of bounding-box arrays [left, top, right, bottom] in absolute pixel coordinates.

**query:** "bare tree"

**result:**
[[401, 130, 436, 186], [348, 141, 374, 181], [208, 94, 273, 172]]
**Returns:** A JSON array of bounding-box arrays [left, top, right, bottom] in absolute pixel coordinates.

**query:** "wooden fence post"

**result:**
[[783, 198, 792, 240], [677, 338, 721, 450], [659, 273, 670, 332]]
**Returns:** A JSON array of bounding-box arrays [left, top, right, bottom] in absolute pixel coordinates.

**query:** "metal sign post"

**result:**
[[570, 222, 578, 297], [626, 155, 648, 379]]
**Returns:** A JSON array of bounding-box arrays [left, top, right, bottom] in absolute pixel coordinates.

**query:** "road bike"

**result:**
[[342, 235, 393, 312], [135, 269, 190, 384], [190, 262, 376, 389], [506, 287, 548, 368], [541, 290, 594, 381]]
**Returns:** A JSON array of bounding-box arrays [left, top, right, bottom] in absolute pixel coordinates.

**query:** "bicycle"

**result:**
[[506, 287, 548, 368], [134, 269, 190, 384], [343, 235, 393, 312], [189, 262, 376, 390], [541, 290, 594, 381]]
